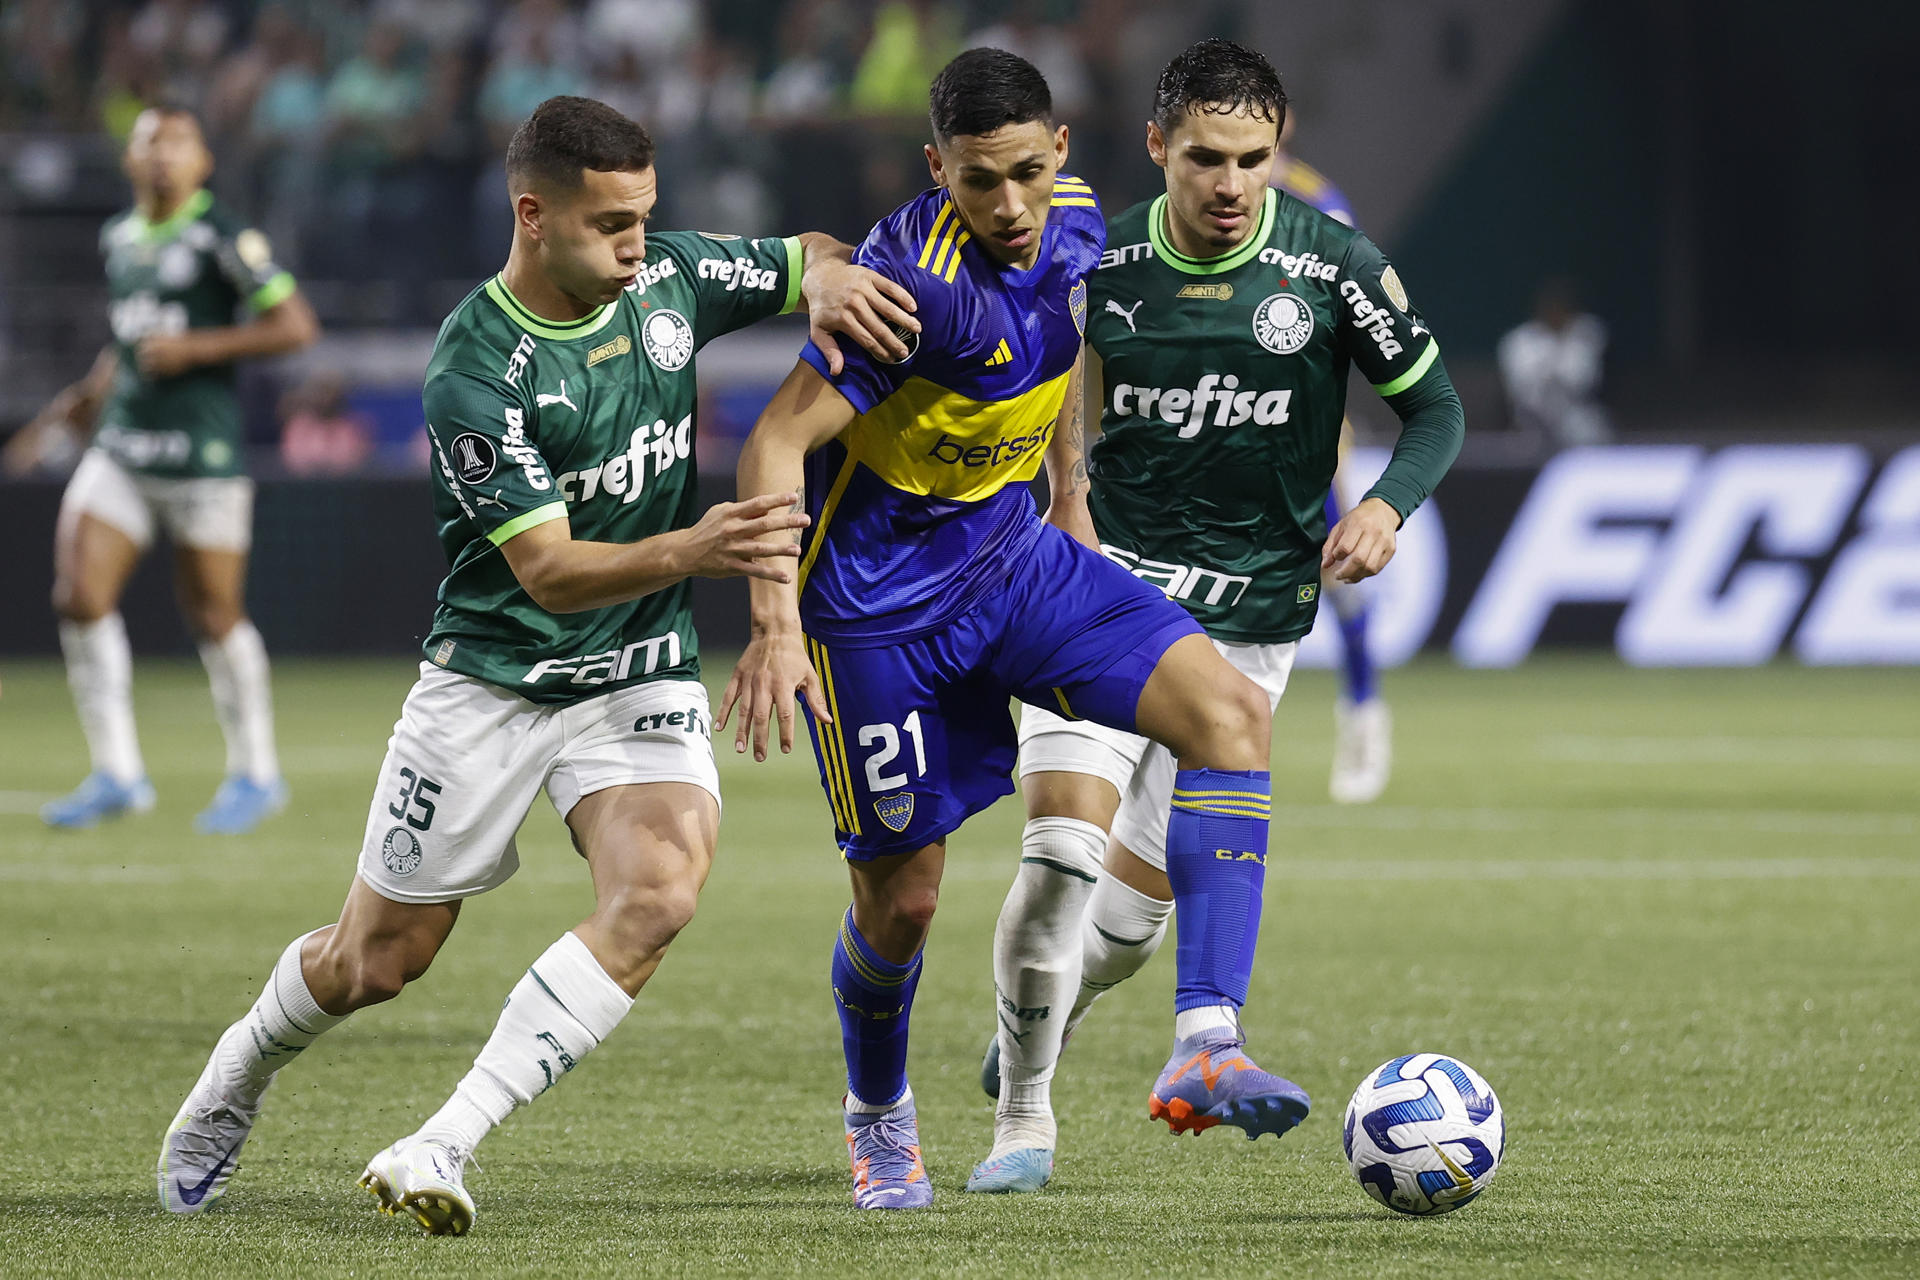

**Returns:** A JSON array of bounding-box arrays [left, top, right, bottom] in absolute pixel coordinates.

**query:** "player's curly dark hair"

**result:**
[[1153, 38, 1288, 135], [929, 48, 1052, 143], [506, 95, 655, 191]]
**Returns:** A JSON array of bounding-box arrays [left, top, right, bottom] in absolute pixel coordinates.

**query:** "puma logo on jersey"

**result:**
[[536, 381, 578, 412], [1106, 299, 1144, 332]]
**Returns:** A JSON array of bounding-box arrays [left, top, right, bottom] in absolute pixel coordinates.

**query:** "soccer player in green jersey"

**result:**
[[4, 106, 319, 834], [156, 95, 918, 1234], [978, 40, 1465, 1182]]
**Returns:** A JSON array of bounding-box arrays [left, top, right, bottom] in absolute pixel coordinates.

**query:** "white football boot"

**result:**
[[1330, 697, 1392, 804], [360, 1137, 476, 1236], [157, 1041, 269, 1214]]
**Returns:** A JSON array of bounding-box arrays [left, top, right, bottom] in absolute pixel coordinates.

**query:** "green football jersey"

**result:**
[[95, 189, 296, 478], [1085, 188, 1444, 643], [421, 231, 802, 704]]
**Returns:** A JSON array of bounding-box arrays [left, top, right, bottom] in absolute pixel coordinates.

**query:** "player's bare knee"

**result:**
[[184, 603, 242, 642], [598, 878, 702, 956], [1189, 678, 1271, 770], [51, 580, 110, 624], [881, 881, 940, 939]]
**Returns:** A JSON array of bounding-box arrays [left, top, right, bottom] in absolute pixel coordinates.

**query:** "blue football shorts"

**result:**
[[802, 522, 1202, 859]]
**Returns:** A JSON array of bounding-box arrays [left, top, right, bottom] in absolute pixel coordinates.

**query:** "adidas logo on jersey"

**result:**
[[555, 414, 692, 505], [1110, 374, 1293, 439], [984, 338, 1013, 366]]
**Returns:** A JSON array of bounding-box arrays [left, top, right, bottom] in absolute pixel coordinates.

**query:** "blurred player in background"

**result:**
[[725, 49, 1308, 1208], [156, 95, 916, 1236], [979, 39, 1464, 1185], [1271, 102, 1394, 803], [4, 106, 319, 834]]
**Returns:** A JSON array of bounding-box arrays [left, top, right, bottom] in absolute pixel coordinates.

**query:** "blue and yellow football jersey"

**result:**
[[1271, 155, 1355, 227], [796, 175, 1104, 645]]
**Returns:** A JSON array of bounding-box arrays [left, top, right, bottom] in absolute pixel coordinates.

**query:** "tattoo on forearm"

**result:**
[[1063, 392, 1089, 496], [789, 489, 804, 544]]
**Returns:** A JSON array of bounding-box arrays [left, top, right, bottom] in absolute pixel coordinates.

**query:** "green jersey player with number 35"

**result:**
[[977, 41, 1465, 1186], [156, 96, 920, 1235]]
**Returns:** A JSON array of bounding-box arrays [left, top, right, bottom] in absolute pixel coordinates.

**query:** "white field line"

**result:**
[[1538, 735, 1920, 768]]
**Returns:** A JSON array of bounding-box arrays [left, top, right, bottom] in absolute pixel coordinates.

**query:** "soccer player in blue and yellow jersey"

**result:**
[[722, 49, 1312, 1209], [1271, 113, 1395, 803]]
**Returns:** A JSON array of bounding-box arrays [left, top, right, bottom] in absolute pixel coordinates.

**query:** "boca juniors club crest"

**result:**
[[1069, 279, 1089, 336], [874, 792, 915, 833]]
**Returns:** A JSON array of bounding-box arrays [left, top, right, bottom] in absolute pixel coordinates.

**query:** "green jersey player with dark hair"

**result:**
[[156, 94, 919, 1235], [978, 38, 1464, 1185], [5, 105, 320, 835]]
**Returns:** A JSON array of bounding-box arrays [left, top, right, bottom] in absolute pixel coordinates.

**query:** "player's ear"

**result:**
[[515, 192, 543, 240], [1146, 120, 1168, 169], [923, 142, 944, 190], [1052, 124, 1069, 172]]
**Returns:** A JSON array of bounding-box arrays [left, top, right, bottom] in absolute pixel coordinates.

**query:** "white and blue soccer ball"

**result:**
[[1342, 1053, 1504, 1216]]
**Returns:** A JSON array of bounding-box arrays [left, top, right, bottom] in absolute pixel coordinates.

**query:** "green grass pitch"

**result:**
[[1, 656, 1915, 1277]]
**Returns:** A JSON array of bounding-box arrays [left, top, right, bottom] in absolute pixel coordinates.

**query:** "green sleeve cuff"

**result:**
[[780, 236, 804, 315], [485, 501, 567, 547], [1372, 339, 1439, 397], [248, 271, 296, 312]]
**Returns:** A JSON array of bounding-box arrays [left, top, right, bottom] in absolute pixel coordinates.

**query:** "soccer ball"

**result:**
[[1342, 1053, 1504, 1216]]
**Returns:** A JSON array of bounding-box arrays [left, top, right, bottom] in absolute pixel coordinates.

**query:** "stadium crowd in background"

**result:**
[[3, 0, 1217, 315]]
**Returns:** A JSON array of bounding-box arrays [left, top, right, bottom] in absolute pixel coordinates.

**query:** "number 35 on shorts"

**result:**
[[388, 766, 444, 831]]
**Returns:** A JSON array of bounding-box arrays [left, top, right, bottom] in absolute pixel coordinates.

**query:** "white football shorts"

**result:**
[[1017, 638, 1297, 871], [357, 664, 721, 904], [59, 448, 254, 552]]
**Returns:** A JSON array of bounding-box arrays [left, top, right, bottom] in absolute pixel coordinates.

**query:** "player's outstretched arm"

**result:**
[[788, 232, 921, 374], [718, 359, 857, 762], [498, 493, 809, 614], [135, 291, 320, 379], [1042, 346, 1101, 550], [3, 345, 117, 475]]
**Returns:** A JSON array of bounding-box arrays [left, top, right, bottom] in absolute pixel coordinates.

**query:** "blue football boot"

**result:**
[[844, 1096, 932, 1209], [195, 776, 288, 835], [41, 771, 156, 829], [1149, 1029, 1311, 1139]]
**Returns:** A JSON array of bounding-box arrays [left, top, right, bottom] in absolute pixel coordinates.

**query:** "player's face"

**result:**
[[1149, 106, 1279, 252], [926, 121, 1069, 269], [531, 166, 657, 306], [123, 111, 213, 206]]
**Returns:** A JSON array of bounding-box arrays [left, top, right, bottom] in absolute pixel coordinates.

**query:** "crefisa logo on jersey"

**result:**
[[642, 308, 695, 371], [449, 432, 498, 484], [381, 826, 423, 878], [1253, 293, 1315, 355]]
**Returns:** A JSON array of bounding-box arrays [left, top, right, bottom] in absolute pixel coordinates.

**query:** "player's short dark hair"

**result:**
[[929, 48, 1052, 143], [505, 95, 655, 193], [1152, 39, 1288, 136]]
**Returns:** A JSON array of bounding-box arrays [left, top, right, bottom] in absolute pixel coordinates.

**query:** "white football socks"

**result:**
[[198, 620, 279, 785], [216, 929, 346, 1105], [413, 932, 633, 1157], [59, 613, 144, 784], [1064, 873, 1173, 1038], [988, 816, 1104, 1156]]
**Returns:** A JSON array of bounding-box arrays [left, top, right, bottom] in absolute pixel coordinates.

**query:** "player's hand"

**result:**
[[806, 262, 919, 374], [717, 629, 831, 762], [1322, 496, 1400, 583], [678, 493, 809, 582], [136, 333, 200, 378], [2, 413, 73, 476]]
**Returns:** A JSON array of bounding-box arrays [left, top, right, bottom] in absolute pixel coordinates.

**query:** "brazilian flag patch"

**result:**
[[1298, 584, 1318, 604]]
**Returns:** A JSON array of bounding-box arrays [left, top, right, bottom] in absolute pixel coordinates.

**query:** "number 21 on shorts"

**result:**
[[857, 710, 926, 790]]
